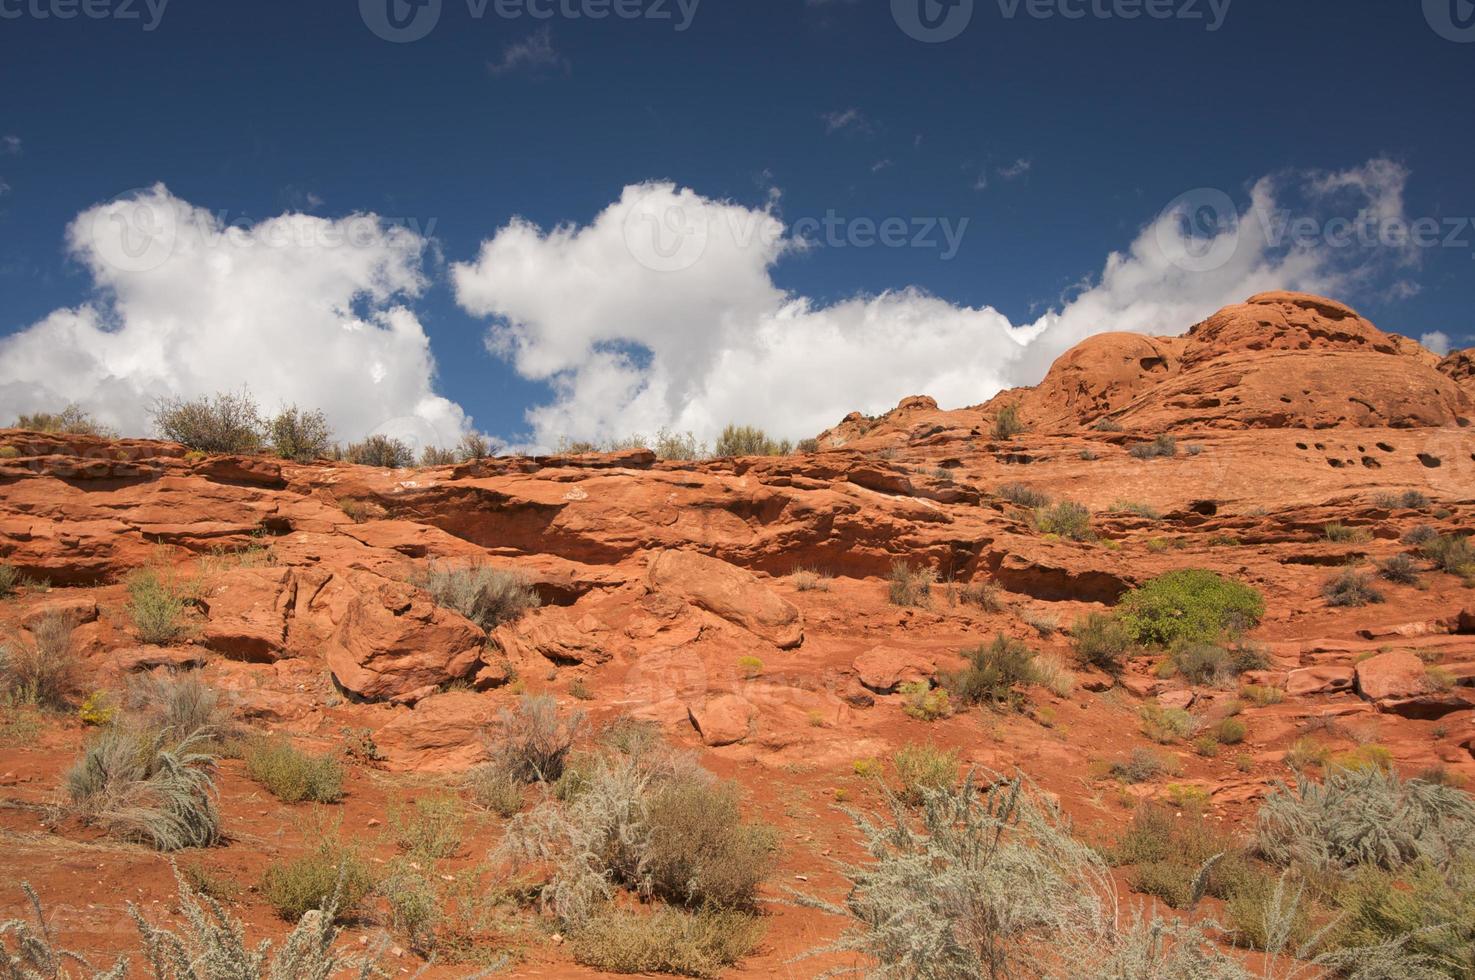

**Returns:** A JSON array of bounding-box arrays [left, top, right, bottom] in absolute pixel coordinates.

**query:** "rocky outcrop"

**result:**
[[646, 550, 803, 649]]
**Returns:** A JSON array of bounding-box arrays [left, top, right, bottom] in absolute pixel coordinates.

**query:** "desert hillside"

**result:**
[[2, 291, 1474, 978]]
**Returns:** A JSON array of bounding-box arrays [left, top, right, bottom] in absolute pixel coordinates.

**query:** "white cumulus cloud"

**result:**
[[0, 184, 469, 450], [1421, 331, 1451, 356]]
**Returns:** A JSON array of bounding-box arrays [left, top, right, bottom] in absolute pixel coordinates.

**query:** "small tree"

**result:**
[[344, 434, 413, 468], [267, 406, 332, 462], [152, 390, 265, 454], [992, 404, 1025, 440]]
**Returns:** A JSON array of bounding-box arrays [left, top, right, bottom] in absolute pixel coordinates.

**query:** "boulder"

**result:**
[[687, 694, 754, 747], [852, 646, 936, 694], [323, 574, 486, 704], [646, 550, 803, 649], [1286, 666, 1355, 697], [1355, 651, 1430, 701], [21, 596, 98, 628], [376, 692, 496, 772], [108, 645, 209, 673], [200, 567, 294, 662], [493, 609, 609, 666]]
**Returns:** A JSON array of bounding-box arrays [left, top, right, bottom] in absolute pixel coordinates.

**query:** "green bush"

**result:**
[[945, 634, 1036, 710], [1167, 641, 1267, 686], [1420, 533, 1475, 576], [415, 560, 541, 631], [125, 568, 192, 645], [1213, 716, 1247, 745], [1116, 569, 1264, 647], [1327, 859, 1475, 975], [389, 794, 465, 860], [899, 681, 951, 721], [244, 737, 344, 803], [1139, 704, 1195, 744], [467, 763, 525, 817], [1070, 613, 1132, 674], [344, 434, 413, 468], [571, 906, 763, 978], [65, 726, 219, 851], [991, 404, 1025, 440], [152, 390, 264, 453], [1110, 748, 1171, 784], [892, 742, 959, 805], [1322, 569, 1384, 607], [713, 425, 789, 457], [260, 833, 376, 921], [644, 779, 778, 909], [267, 406, 332, 462], [887, 562, 935, 607], [14, 404, 114, 437], [1033, 501, 1092, 540]]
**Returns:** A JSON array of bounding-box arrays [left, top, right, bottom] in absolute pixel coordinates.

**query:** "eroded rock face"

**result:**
[[1287, 665, 1356, 697], [376, 692, 496, 772], [1355, 651, 1430, 701], [323, 573, 486, 704], [200, 567, 295, 662], [687, 693, 754, 747], [646, 550, 803, 649]]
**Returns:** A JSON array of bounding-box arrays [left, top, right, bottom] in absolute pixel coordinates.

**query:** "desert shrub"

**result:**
[[795, 437, 820, 454], [260, 832, 376, 922], [790, 567, 831, 591], [1324, 523, 1372, 543], [1213, 716, 1247, 745], [126, 672, 234, 743], [799, 771, 1137, 979], [344, 433, 413, 468], [1330, 743, 1394, 774], [1322, 569, 1384, 607], [1224, 872, 1314, 953], [1033, 501, 1092, 541], [1377, 553, 1421, 585], [266, 405, 331, 462], [336, 497, 384, 524], [1070, 613, 1132, 674], [644, 780, 778, 909], [414, 560, 541, 631], [571, 906, 763, 979], [1374, 490, 1430, 511], [3, 882, 129, 977], [736, 655, 764, 679], [991, 404, 1025, 440], [1403, 525, 1440, 546], [958, 580, 1002, 611], [1420, 533, 1475, 576], [899, 681, 951, 721], [887, 562, 934, 607], [1, 613, 77, 708], [1092, 417, 1124, 432], [1116, 569, 1265, 647], [244, 737, 344, 804], [1139, 704, 1196, 744], [152, 391, 264, 453], [467, 764, 525, 817], [1327, 859, 1475, 975], [1031, 653, 1077, 698], [14, 404, 115, 437], [485, 694, 586, 783], [654, 428, 706, 461], [458, 432, 493, 460], [945, 634, 1037, 710], [1283, 736, 1331, 771], [1256, 767, 1475, 872], [1129, 434, 1177, 460], [1113, 805, 1248, 908], [126, 568, 192, 645], [65, 726, 220, 851], [1241, 683, 1285, 707], [892, 743, 959, 805], [1110, 748, 1172, 784], [389, 794, 465, 861], [0, 564, 21, 598], [418, 445, 457, 466], [713, 425, 789, 457], [996, 482, 1050, 509], [1112, 500, 1161, 520]]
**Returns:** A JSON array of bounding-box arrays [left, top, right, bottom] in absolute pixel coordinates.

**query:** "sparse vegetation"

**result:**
[[1070, 612, 1132, 674], [1324, 523, 1372, 543], [415, 560, 541, 632], [790, 567, 831, 591], [996, 482, 1050, 508], [1373, 490, 1430, 510], [571, 906, 763, 978], [1129, 434, 1177, 459], [1420, 532, 1475, 577], [125, 672, 234, 744], [267, 405, 332, 462], [1033, 500, 1092, 540], [957, 579, 1003, 611], [945, 634, 1037, 710], [736, 655, 764, 679], [1111, 500, 1161, 520], [1, 612, 77, 708], [485, 694, 586, 783], [899, 680, 951, 721], [388, 794, 465, 861], [887, 562, 935, 607], [1092, 417, 1124, 432], [713, 425, 790, 457], [1110, 748, 1172, 784], [344, 433, 414, 468], [243, 737, 345, 803], [65, 726, 220, 851], [458, 431, 494, 460], [892, 742, 959, 805], [419, 445, 458, 466], [991, 404, 1025, 440], [1139, 704, 1196, 744], [260, 829, 376, 922], [1322, 569, 1384, 607], [1165, 640, 1269, 686], [125, 568, 192, 645], [1116, 569, 1264, 647], [1378, 553, 1421, 585], [655, 428, 707, 461], [152, 390, 265, 453], [13, 404, 114, 437], [0, 564, 21, 598]]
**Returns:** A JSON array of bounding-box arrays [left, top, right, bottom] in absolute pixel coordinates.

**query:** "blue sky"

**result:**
[[0, 0, 1472, 449]]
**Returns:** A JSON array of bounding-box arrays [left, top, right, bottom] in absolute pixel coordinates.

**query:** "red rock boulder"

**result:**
[[646, 550, 803, 649]]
